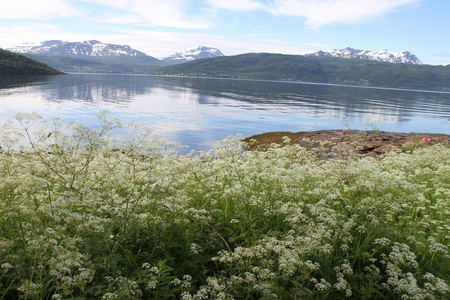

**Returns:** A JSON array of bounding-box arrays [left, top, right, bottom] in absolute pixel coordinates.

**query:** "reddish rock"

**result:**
[[243, 129, 450, 158]]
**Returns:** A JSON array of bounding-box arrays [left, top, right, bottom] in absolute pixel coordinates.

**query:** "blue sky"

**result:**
[[0, 0, 449, 65]]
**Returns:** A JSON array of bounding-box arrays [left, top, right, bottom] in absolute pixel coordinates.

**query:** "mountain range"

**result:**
[[309, 47, 422, 65], [8, 40, 424, 66], [8, 40, 163, 73], [7, 41, 225, 73], [5, 40, 449, 91], [9, 40, 147, 57]]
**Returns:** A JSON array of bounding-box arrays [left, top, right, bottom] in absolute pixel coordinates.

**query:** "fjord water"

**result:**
[[1, 73, 449, 151]]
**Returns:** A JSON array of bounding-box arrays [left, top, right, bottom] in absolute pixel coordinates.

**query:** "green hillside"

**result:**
[[0, 49, 62, 75], [24, 53, 167, 74], [152, 53, 450, 91]]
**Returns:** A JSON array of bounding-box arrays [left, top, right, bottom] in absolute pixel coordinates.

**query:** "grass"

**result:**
[[0, 112, 449, 299]]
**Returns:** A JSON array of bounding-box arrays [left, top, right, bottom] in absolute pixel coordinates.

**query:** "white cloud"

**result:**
[[84, 0, 213, 29], [0, 24, 97, 49], [205, 0, 420, 29], [0, 0, 83, 19], [267, 0, 420, 29], [205, 0, 266, 11], [428, 54, 450, 65], [303, 42, 332, 48], [432, 54, 450, 58], [102, 30, 312, 57], [87, 13, 147, 25], [0, 22, 314, 58]]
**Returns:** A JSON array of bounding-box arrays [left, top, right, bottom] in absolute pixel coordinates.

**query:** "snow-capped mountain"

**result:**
[[309, 47, 422, 65], [8, 40, 147, 57], [162, 46, 224, 64]]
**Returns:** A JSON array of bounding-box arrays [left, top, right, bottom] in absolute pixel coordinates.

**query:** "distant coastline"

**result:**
[[151, 74, 450, 94]]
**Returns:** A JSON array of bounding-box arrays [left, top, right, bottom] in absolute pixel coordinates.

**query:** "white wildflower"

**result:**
[[102, 292, 118, 299], [190, 243, 201, 254], [147, 280, 158, 290], [1, 263, 13, 269], [141, 262, 151, 269], [373, 238, 392, 246]]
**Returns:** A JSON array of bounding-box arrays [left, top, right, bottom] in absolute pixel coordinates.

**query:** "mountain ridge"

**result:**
[[7, 40, 165, 74], [162, 46, 224, 64], [7, 40, 444, 91], [308, 47, 422, 65], [6, 41, 228, 72], [9, 40, 148, 57], [8, 40, 424, 66]]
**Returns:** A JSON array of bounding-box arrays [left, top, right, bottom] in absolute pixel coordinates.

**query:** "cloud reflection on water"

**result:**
[[0, 74, 449, 151]]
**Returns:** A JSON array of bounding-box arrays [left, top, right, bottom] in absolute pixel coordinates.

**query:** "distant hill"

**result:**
[[162, 46, 224, 65], [308, 47, 422, 65], [8, 40, 166, 73], [0, 49, 62, 75], [152, 53, 450, 91], [22, 53, 166, 74]]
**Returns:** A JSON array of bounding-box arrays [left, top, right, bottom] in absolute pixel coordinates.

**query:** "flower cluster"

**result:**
[[0, 113, 448, 299]]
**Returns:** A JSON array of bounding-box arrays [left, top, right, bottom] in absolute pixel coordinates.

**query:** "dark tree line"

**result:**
[[0, 49, 62, 75]]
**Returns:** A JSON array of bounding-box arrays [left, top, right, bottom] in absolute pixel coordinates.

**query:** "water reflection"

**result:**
[[39, 74, 158, 104], [0, 74, 449, 151], [164, 77, 450, 121], [0, 74, 53, 89]]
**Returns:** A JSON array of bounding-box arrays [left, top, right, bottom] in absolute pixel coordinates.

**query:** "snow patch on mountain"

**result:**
[[8, 40, 147, 57], [309, 47, 422, 65], [162, 46, 224, 64]]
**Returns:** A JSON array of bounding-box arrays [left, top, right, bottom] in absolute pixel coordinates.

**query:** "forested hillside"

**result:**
[[23, 53, 166, 74], [152, 53, 450, 91], [0, 49, 62, 75]]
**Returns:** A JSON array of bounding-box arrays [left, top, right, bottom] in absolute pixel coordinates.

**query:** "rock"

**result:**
[[243, 129, 450, 158]]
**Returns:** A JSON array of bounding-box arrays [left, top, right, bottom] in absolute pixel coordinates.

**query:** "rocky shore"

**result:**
[[243, 129, 450, 157]]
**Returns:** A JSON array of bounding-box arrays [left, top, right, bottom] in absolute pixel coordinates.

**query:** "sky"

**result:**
[[0, 0, 449, 65]]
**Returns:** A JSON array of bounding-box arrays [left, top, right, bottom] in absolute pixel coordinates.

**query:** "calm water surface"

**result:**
[[1, 74, 449, 151]]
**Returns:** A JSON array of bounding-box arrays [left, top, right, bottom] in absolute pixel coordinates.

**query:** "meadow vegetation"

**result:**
[[0, 112, 449, 299]]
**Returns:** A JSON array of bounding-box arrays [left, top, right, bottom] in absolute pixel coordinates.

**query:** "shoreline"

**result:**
[[243, 129, 450, 157]]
